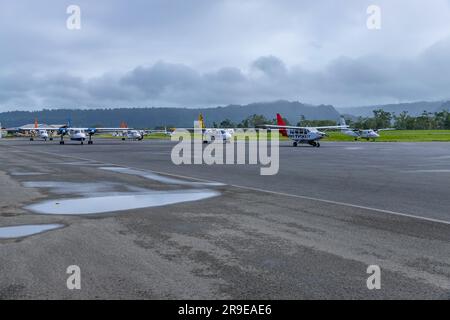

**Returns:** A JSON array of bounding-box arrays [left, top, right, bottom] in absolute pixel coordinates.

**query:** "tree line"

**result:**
[[346, 109, 450, 130], [214, 110, 450, 130]]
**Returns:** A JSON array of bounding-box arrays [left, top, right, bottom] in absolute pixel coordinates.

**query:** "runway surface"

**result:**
[[0, 138, 449, 299]]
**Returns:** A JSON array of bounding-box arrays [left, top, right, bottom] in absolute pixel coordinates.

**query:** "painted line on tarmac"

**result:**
[[227, 184, 450, 226], [7, 144, 450, 226]]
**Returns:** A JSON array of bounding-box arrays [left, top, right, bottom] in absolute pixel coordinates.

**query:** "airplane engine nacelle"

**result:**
[[87, 128, 97, 135], [58, 128, 68, 135]]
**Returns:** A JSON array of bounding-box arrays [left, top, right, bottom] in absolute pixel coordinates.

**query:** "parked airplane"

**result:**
[[29, 119, 53, 141], [35, 123, 131, 145], [173, 114, 234, 143], [114, 122, 169, 141], [261, 113, 348, 147], [339, 118, 393, 141], [6, 119, 54, 141]]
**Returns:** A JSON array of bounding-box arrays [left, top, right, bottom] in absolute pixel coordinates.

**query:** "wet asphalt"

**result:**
[[0, 138, 449, 299]]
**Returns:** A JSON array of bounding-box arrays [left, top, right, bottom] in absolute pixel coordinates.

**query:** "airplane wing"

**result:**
[[32, 127, 132, 134], [375, 128, 396, 132], [144, 129, 170, 134], [87, 128, 132, 132], [259, 124, 348, 130], [314, 125, 350, 130]]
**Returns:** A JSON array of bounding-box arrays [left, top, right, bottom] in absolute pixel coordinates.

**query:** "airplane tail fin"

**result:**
[[276, 113, 288, 137], [339, 117, 349, 132], [34, 118, 38, 129], [198, 114, 205, 129]]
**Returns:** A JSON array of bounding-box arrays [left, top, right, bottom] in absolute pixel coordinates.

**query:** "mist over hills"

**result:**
[[0, 101, 340, 128], [2, 99, 450, 128], [338, 101, 448, 117]]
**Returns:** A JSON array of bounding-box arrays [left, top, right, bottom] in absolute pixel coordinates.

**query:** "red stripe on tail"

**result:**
[[276, 113, 288, 137]]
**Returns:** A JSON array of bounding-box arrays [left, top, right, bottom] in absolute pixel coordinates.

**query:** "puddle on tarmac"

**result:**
[[26, 190, 220, 215], [99, 167, 225, 187], [56, 161, 104, 166], [22, 181, 123, 195], [344, 147, 364, 150], [10, 171, 46, 176], [406, 169, 450, 173], [0, 224, 63, 239]]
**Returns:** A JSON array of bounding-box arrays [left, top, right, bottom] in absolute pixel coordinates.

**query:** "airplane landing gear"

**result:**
[[316, 142, 321, 148], [60, 136, 65, 145], [293, 141, 298, 147], [88, 135, 94, 144]]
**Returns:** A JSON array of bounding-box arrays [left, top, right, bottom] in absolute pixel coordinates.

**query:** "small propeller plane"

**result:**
[[29, 119, 53, 141], [339, 118, 394, 141], [6, 119, 54, 141], [173, 114, 234, 143], [117, 122, 169, 141], [35, 121, 131, 145], [261, 113, 348, 147]]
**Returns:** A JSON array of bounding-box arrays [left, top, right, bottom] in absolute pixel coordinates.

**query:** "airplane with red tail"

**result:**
[[261, 113, 348, 147]]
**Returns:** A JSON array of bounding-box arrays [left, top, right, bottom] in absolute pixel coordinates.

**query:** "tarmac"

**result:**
[[0, 138, 449, 299]]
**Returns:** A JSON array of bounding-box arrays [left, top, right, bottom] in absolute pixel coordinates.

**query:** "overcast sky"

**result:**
[[1, 0, 450, 111]]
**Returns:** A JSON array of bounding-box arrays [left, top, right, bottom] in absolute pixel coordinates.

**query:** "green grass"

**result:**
[[323, 130, 450, 142]]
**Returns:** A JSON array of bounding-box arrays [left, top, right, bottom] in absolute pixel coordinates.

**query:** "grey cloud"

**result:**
[[1, 0, 450, 110], [2, 43, 450, 110], [251, 56, 288, 78]]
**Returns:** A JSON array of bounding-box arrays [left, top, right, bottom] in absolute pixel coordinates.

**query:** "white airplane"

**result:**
[[121, 128, 171, 141], [173, 114, 234, 143], [30, 129, 51, 141], [36, 123, 131, 145], [261, 113, 349, 147], [119, 130, 145, 141], [339, 118, 393, 141], [6, 119, 54, 141]]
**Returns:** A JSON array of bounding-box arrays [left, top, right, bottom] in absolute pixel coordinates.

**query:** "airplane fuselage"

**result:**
[[343, 129, 380, 140], [202, 128, 234, 143], [287, 128, 325, 147], [30, 129, 50, 141], [69, 130, 87, 141], [124, 130, 144, 140]]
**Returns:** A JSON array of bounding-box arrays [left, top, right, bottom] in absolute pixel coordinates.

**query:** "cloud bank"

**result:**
[[1, 0, 450, 110]]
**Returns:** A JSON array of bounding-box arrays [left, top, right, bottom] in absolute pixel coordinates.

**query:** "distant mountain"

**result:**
[[338, 101, 447, 117], [0, 101, 341, 128]]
